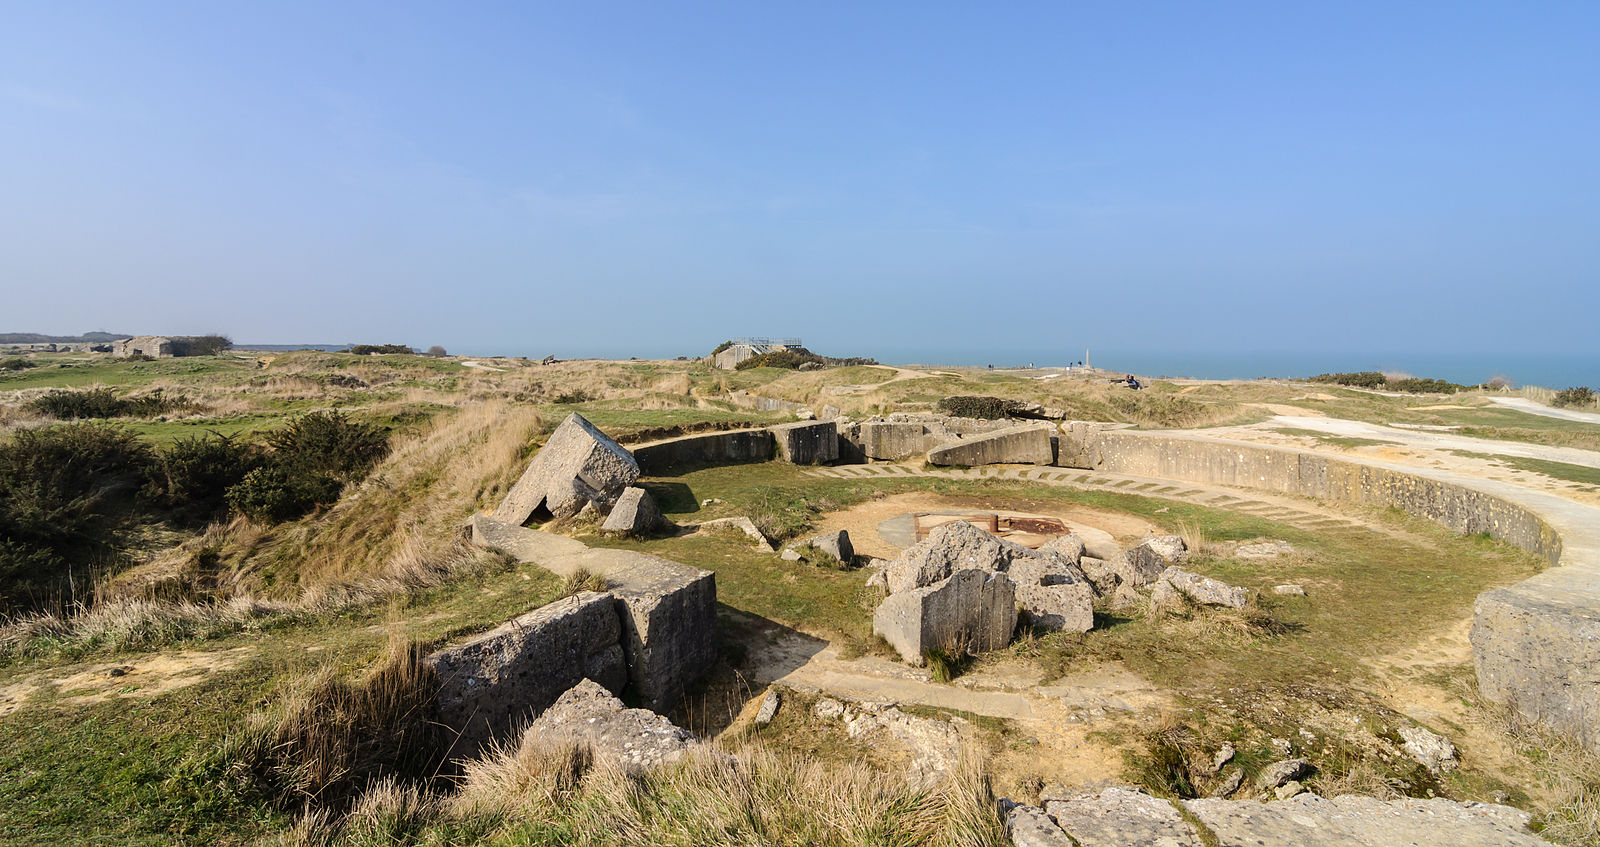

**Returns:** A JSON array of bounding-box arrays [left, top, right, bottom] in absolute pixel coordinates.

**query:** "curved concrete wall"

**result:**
[[1066, 428, 1598, 751], [630, 429, 776, 475]]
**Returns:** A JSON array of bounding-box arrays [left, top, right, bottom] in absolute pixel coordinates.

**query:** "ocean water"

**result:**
[[877, 350, 1599, 389]]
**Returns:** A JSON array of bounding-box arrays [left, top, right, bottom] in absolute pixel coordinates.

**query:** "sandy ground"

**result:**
[[0, 646, 253, 718], [812, 491, 1155, 560], [1490, 396, 1600, 424]]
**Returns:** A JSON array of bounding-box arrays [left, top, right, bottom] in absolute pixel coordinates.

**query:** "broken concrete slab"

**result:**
[[783, 529, 854, 565], [522, 679, 696, 772], [927, 422, 1054, 466], [1183, 794, 1550, 847], [428, 591, 626, 758], [884, 519, 1038, 594], [1002, 800, 1077, 847], [697, 516, 775, 551], [1153, 567, 1248, 610], [494, 413, 639, 524], [1043, 787, 1204, 847], [600, 486, 670, 537], [770, 420, 839, 464], [872, 568, 1016, 665]]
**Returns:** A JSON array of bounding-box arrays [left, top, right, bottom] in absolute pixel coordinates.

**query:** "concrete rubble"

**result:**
[[1152, 566, 1249, 610], [1003, 787, 1552, 847], [600, 486, 671, 537], [770, 420, 840, 464], [781, 529, 854, 564], [522, 679, 696, 772]]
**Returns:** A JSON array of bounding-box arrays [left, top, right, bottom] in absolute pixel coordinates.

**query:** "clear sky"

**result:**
[[3, 2, 1596, 362]]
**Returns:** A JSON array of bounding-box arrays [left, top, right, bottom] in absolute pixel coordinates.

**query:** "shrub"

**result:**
[[1309, 371, 1387, 388], [168, 334, 233, 357], [1386, 377, 1465, 394], [264, 411, 390, 481], [348, 344, 414, 355], [0, 424, 154, 607], [1554, 386, 1596, 408], [0, 357, 34, 371], [938, 395, 1024, 419], [423, 345, 447, 357], [552, 390, 593, 404], [226, 465, 343, 523], [735, 348, 826, 370], [711, 340, 734, 355], [25, 387, 195, 419], [146, 434, 265, 520]]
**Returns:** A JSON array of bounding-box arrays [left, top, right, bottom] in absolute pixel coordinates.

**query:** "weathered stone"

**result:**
[[494, 413, 639, 525], [1211, 742, 1236, 773], [1273, 584, 1307, 596], [522, 679, 695, 772], [1110, 547, 1167, 589], [1077, 556, 1119, 596], [1044, 787, 1204, 847], [609, 555, 719, 711], [884, 520, 1037, 594], [784, 529, 854, 565], [1039, 533, 1086, 564], [1155, 567, 1248, 609], [1001, 800, 1077, 847], [1009, 553, 1094, 632], [428, 591, 626, 757], [697, 516, 775, 551], [860, 421, 932, 461], [813, 697, 846, 721], [600, 487, 669, 537], [1141, 535, 1188, 563], [1210, 768, 1244, 798], [1184, 794, 1551, 847], [927, 423, 1054, 466], [1399, 724, 1458, 775], [839, 701, 963, 789], [1237, 539, 1296, 559], [753, 688, 780, 726], [1273, 780, 1306, 800], [1255, 758, 1313, 790], [770, 420, 839, 464], [873, 568, 1016, 665]]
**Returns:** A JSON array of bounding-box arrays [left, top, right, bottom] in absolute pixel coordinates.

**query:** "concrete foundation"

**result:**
[[629, 429, 775, 474], [771, 420, 840, 464], [928, 423, 1054, 466]]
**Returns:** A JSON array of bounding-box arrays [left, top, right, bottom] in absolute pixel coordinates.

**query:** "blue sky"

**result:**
[[2, 2, 1596, 362]]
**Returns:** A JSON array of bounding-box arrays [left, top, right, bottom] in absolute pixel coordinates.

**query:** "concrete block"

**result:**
[[873, 568, 1016, 665], [608, 553, 719, 711], [494, 413, 638, 524], [927, 423, 1053, 466], [427, 591, 626, 757], [630, 429, 775, 474], [770, 420, 839, 464], [860, 421, 931, 461]]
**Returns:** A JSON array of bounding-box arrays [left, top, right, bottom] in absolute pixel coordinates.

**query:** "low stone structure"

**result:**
[[928, 423, 1054, 467], [427, 591, 626, 757], [858, 421, 936, 461], [112, 336, 173, 358], [630, 429, 775, 474], [495, 413, 640, 523], [771, 420, 840, 464], [462, 515, 719, 715], [1056, 424, 1599, 752], [522, 679, 697, 772]]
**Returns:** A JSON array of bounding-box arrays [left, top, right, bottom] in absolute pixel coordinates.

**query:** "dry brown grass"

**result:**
[[251, 401, 544, 590], [1497, 705, 1600, 845]]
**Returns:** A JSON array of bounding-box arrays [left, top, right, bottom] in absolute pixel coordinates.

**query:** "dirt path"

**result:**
[[1490, 396, 1600, 424]]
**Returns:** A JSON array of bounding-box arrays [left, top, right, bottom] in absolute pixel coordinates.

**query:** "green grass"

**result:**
[[0, 355, 255, 390], [1447, 450, 1600, 487]]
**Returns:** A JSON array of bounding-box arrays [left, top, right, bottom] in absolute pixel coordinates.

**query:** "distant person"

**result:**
[[987, 364, 993, 370]]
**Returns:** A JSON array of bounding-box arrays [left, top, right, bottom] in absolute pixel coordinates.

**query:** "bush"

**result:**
[[938, 395, 1024, 419], [264, 411, 390, 481], [146, 434, 265, 520], [0, 357, 34, 371], [0, 424, 155, 607], [424, 345, 447, 357], [168, 334, 233, 357], [734, 348, 826, 370], [1386, 377, 1465, 394], [348, 344, 414, 355], [25, 387, 195, 419], [552, 390, 593, 404], [1309, 371, 1387, 388], [225, 465, 343, 523], [1554, 386, 1596, 408], [711, 340, 734, 355]]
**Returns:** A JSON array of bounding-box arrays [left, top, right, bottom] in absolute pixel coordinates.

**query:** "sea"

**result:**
[[878, 350, 1599, 389]]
